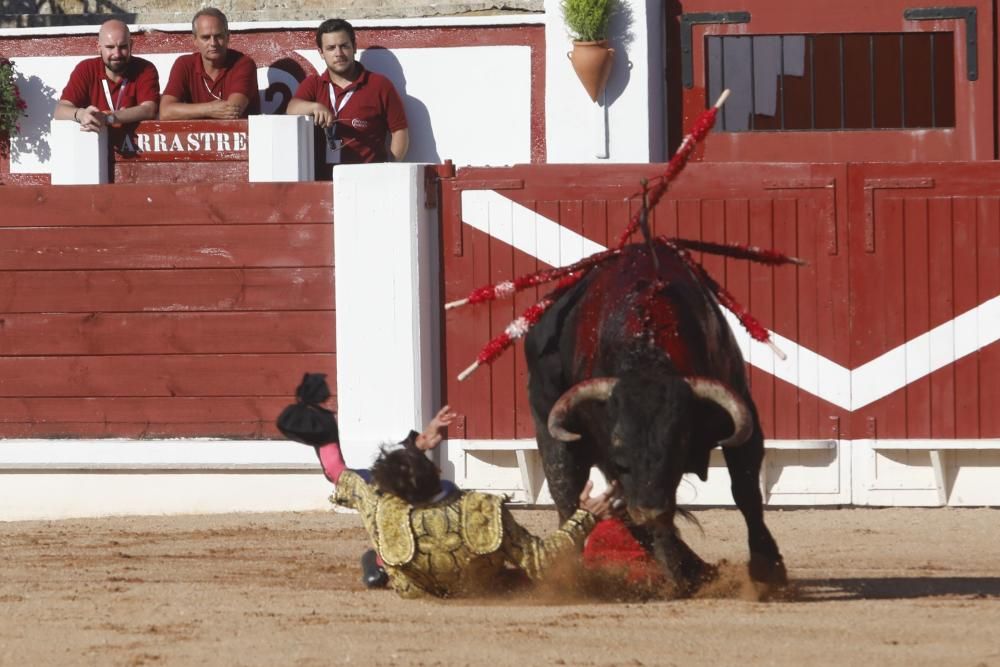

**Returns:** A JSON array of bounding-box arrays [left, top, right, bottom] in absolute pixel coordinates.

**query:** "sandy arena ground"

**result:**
[[2, 506, 999, 666]]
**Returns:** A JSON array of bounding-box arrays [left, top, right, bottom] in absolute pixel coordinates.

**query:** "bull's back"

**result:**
[[582, 246, 745, 384], [525, 244, 749, 412]]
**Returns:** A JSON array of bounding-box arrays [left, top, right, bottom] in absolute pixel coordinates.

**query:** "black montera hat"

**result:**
[[276, 372, 339, 446]]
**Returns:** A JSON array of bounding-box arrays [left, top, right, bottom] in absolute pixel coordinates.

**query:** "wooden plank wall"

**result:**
[[0, 182, 335, 438], [848, 163, 1000, 439]]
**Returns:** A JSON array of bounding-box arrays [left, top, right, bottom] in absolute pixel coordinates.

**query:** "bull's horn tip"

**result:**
[[445, 298, 469, 310]]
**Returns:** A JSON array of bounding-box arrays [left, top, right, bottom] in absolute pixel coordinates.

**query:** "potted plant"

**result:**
[[0, 57, 27, 158], [562, 0, 616, 102]]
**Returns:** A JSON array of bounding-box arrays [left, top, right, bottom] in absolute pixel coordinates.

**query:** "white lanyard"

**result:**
[[203, 77, 223, 101], [101, 78, 127, 111], [327, 83, 354, 117], [324, 83, 355, 165]]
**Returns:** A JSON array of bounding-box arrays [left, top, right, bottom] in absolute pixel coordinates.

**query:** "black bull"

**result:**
[[525, 243, 787, 590]]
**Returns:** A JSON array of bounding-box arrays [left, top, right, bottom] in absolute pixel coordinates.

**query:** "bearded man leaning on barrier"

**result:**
[[54, 19, 160, 132]]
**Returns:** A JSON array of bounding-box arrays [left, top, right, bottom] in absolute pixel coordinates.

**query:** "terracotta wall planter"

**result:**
[[567, 40, 615, 102]]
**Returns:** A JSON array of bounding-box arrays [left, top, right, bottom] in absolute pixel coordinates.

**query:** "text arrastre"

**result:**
[[111, 120, 248, 163]]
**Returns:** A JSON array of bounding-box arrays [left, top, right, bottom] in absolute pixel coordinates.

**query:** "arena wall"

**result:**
[[3, 162, 999, 519], [2, 3, 999, 519]]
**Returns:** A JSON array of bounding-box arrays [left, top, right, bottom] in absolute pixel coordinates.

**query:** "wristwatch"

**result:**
[[106, 112, 117, 126]]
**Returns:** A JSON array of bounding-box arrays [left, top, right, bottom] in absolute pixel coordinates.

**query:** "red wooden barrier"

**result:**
[[0, 181, 335, 438]]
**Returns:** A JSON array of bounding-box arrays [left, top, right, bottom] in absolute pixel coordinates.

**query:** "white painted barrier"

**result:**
[[48, 119, 109, 185], [248, 114, 315, 182], [0, 440, 329, 521], [332, 163, 440, 469]]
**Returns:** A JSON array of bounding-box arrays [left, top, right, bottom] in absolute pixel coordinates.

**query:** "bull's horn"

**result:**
[[547, 378, 618, 442], [685, 377, 753, 448]]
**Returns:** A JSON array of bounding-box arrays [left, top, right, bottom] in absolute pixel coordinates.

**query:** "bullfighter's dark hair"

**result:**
[[371, 445, 440, 505], [316, 18, 356, 50], [192, 7, 229, 35]]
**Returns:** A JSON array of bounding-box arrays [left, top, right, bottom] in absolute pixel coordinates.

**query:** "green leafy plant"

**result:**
[[561, 0, 615, 42], [1, 57, 28, 156]]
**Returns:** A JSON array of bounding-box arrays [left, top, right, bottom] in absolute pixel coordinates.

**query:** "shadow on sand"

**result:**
[[794, 576, 1000, 601]]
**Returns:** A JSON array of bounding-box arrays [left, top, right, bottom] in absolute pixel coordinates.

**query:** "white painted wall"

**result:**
[[5, 4, 667, 174], [544, 0, 665, 163], [5, 19, 536, 176]]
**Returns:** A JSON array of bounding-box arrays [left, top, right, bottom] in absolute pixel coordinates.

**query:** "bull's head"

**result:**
[[547, 373, 751, 526]]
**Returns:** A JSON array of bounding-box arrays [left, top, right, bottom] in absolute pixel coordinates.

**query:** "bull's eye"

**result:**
[[611, 433, 624, 447]]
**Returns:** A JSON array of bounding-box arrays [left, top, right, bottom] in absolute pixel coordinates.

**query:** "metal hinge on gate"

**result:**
[[680, 11, 751, 89], [424, 161, 455, 209], [903, 6, 978, 80], [763, 177, 840, 255], [862, 177, 935, 252]]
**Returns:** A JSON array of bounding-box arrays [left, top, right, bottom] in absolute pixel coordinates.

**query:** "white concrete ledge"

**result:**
[[0, 439, 317, 469], [0, 439, 330, 520], [0, 14, 545, 38], [870, 439, 1000, 450]]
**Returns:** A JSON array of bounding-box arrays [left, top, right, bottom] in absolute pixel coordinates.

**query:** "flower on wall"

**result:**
[[1, 57, 28, 156]]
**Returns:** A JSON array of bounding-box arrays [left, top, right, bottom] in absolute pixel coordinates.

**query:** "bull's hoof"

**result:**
[[670, 559, 719, 597], [686, 560, 719, 587], [748, 553, 787, 586]]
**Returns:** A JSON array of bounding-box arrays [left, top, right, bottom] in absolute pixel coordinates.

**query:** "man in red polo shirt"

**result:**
[[54, 19, 159, 132], [287, 18, 408, 164], [159, 7, 260, 120]]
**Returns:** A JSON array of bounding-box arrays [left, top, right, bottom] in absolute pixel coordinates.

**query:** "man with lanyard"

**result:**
[[287, 18, 409, 165], [54, 19, 159, 132], [159, 7, 259, 120]]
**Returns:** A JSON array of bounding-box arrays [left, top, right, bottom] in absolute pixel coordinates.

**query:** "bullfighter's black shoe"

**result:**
[[360, 549, 389, 589]]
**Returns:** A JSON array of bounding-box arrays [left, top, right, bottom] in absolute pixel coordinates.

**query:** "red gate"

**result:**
[[439, 162, 849, 442], [848, 162, 1000, 439], [439, 162, 1000, 442]]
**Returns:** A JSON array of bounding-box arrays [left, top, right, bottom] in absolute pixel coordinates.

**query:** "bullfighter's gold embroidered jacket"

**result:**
[[332, 470, 596, 598]]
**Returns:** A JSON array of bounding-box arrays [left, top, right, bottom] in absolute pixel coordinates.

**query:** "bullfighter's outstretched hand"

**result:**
[[578, 480, 620, 520], [415, 405, 458, 451]]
